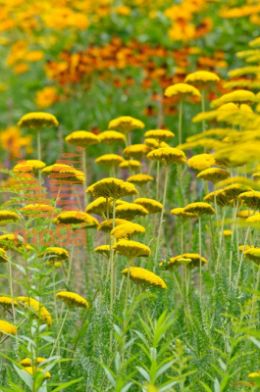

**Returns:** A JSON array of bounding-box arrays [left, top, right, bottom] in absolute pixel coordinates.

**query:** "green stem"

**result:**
[[155, 166, 169, 264], [178, 100, 183, 145], [198, 217, 202, 299], [8, 259, 16, 324], [201, 90, 206, 132], [37, 131, 42, 184], [82, 148, 87, 208]]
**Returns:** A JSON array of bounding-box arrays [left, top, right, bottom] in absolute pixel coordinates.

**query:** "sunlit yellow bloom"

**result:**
[[119, 159, 141, 169], [24, 366, 51, 379], [0, 248, 8, 263], [115, 202, 148, 220], [238, 191, 260, 209], [184, 202, 215, 215], [87, 177, 137, 199], [0, 233, 25, 250], [17, 297, 52, 326], [223, 229, 232, 237], [144, 138, 161, 149], [42, 163, 84, 183], [185, 70, 220, 86], [0, 320, 17, 335], [188, 154, 215, 171], [243, 247, 260, 264], [0, 126, 32, 159], [164, 83, 201, 99], [98, 130, 126, 144], [98, 218, 128, 232], [94, 244, 111, 257], [111, 222, 145, 239], [123, 144, 150, 159], [96, 154, 124, 166], [246, 213, 260, 224], [127, 173, 154, 185], [253, 172, 260, 181], [65, 130, 99, 147], [86, 197, 112, 215], [222, 184, 252, 200], [237, 210, 255, 219], [211, 90, 256, 108], [114, 239, 150, 258], [108, 116, 145, 133], [18, 112, 58, 128], [147, 147, 186, 164], [20, 357, 46, 367], [21, 204, 54, 214], [170, 207, 197, 218], [56, 291, 90, 308], [122, 266, 167, 288], [42, 247, 69, 263], [248, 370, 260, 378], [250, 37, 260, 47], [144, 129, 175, 140], [54, 211, 98, 226], [13, 160, 46, 173], [0, 210, 19, 225], [197, 167, 230, 183], [134, 198, 163, 214], [36, 86, 58, 109], [203, 189, 230, 207], [0, 296, 17, 308], [168, 253, 208, 267]]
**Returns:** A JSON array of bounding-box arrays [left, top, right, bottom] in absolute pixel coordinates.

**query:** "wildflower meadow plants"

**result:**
[[0, 2, 260, 392]]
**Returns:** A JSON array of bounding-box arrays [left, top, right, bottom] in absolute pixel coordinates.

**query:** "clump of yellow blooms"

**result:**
[[87, 177, 137, 199], [13, 160, 46, 173], [54, 211, 98, 227], [56, 291, 90, 308], [18, 112, 59, 128], [65, 130, 99, 147], [122, 266, 167, 289], [108, 116, 145, 133], [17, 297, 52, 326], [187, 153, 215, 171], [0, 320, 17, 335], [111, 222, 145, 239], [113, 239, 151, 258], [164, 83, 201, 99], [96, 154, 124, 166]]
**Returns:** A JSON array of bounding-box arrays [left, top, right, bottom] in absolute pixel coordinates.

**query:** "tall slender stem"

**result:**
[[37, 131, 42, 184], [155, 166, 169, 264], [201, 90, 206, 132], [178, 100, 183, 145], [8, 259, 16, 324], [198, 217, 202, 299], [82, 148, 87, 208]]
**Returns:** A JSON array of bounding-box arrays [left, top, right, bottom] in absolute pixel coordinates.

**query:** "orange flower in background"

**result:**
[[0, 127, 32, 158], [36, 87, 58, 108]]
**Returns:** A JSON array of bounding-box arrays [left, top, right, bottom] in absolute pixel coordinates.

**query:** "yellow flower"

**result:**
[[96, 154, 124, 166], [0, 296, 17, 308], [170, 207, 197, 218], [184, 202, 215, 215], [127, 173, 154, 185], [168, 253, 208, 268], [42, 247, 69, 263], [17, 297, 52, 326], [246, 213, 260, 225], [253, 171, 260, 181], [108, 116, 145, 133], [20, 357, 46, 367], [115, 202, 148, 220], [113, 239, 151, 258], [0, 210, 19, 225], [18, 112, 59, 128], [197, 167, 230, 183], [0, 233, 25, 250], [244, 247, 260, 264], [0, 319, 17, 335], [54, 211, 98, 227], [134, 198, 163, 214], [144, 138, 161, 149], [98, 130, 126, 144], [21, 204, 54, 214], [111, 222, 145, 239], [42, 164, 84, 183], [221, 184, 252, 200], [204, 189, 229, 207], [36, 86, 58, 109], [94, 244, 111, 257], [223, 229, 232, 237], [87, 177, 137, 199], [185, 70, 220, 86], [147, 147, 186, 164], [86, 197, 112, 215], [250, 36, 260, 47], [56, 291, 90, 308], [122, 266, 167, 288], [211, 90, 256, 108], [164, 83, 201, 99], [65, 130, 99, 147], [0, 248, 8, 263], [187, 154, 215, 171], [237, 210, 255, 219], [238, 191, 260, 209], [13, 160, 46, 173], [248, 370, 260, 378], [24, 366, 51, 379], [119, 159, 141, 169], [98, 218, 128, 232], [0, 126, 32, 158], [144, 129, 175, 140], [123, 144, 150, 159]]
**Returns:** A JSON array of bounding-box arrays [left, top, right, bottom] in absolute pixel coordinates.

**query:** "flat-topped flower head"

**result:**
[[164, 83, 201, 99], [237, 209, 255, 219], [0, 233, 25, 250], [253, 171, 260, 181], [86, 197, 113, 215], [42, 247, 69, 263], [96, 154, 124, 166], [168, 253, 208, 268], [65, 130, 99, 147], [42, 163, 84, 183], [223, 229, 232, 237], [246, 213, 260, 226], [222, 183, 252, 201], [238, 191, 260, 209], [98, 218, 128, 232], [185, 71, 220, 87], [122, 266, 167, 288], [0, 248, 8, 263], [184, 202, 215, 215], [144, 129, 175, 140], [87, 177, 137, 199], [123, 144, 150, 159], [21, 203, 55, 215], [119, 159, 141, 169], [98, 130, 126, 144], [197, 167, 230, 183], [170, 207, 197, 218], [111, 222, 145, 239], [115, 202, 148, 220], [94, 244, 111, 257], [17, 296, 52, 326], [108, 116, 145, 133], [127, 173, 154, 185], [0, 296, 17, 308], [144, 138, 161, 149], [54, 211, 98, 227], [56, 291, 90, 308], [0, 210, 19, 225], [113, 239, 150, 258], [188, 153, 215, 171], [204, 189, 229, 206], [20, 357, 46, 367], [134, 198, 163, 214], [243, 247, 260, 265], [0, 320, 17, 335], [18, 112, 58, 128], [147, 147, 186, 165], [13, 160, 46, 173], [211, 90, 257, 108]]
